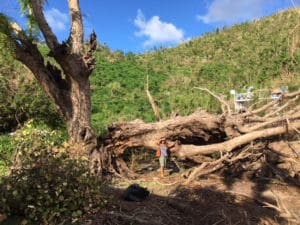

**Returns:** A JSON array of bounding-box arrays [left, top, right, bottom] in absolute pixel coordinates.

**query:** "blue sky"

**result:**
[[0, 0, 296, 53]]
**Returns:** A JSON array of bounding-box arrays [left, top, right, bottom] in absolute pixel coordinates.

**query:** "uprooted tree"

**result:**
[[91, 88, 300, 184]]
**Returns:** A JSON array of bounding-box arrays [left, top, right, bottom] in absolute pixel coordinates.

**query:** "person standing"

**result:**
[[158, 139, 168, 177]]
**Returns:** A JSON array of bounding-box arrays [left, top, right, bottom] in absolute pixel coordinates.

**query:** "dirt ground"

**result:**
[[88, 165, 300, 225]]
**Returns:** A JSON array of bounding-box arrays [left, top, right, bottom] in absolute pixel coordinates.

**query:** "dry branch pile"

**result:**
[[94, 89, 300, 184]]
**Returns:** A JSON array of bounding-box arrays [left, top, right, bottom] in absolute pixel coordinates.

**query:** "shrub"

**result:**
[[0, 134, 15, 173], [0, 121, 107, 224]]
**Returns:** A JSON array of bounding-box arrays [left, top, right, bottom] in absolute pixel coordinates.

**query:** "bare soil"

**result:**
[[88, 166, 300, 225]]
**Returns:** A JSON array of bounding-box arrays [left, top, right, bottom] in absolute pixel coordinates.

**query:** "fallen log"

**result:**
[[93, 89, 300, 181], [101, 110, 223, 154], [177, 121, 300, 157]]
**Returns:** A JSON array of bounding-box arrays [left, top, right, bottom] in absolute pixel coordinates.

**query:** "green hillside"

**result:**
[[90, 9, 300, 133], [1, 9, 300, 135]]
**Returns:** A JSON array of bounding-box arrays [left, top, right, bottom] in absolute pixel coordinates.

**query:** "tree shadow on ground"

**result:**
[[99, 144, 300, 225], [214, 149, 300, 224], [90, 182, 286, 225]]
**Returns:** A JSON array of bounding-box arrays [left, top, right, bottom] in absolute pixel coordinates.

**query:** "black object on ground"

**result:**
[[123, 183, 150, 202]]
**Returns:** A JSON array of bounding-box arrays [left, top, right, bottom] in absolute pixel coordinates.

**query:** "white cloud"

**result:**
[[45, 8, 68, 32], [134, 9, 184, 47], [197, 0, 282, 24]]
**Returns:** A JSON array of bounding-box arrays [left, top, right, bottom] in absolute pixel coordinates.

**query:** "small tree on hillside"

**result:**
[[0, 0, 97, 151]]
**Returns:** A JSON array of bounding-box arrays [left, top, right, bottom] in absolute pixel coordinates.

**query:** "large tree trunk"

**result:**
[[6, 0, 98, 151], [97, 89, 300, 179], [66, 72, 94, 145]]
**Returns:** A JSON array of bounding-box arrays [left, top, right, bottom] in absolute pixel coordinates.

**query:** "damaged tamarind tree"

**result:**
[[91, 88, 300, 184]]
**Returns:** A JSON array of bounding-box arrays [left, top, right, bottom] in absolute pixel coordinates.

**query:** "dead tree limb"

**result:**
[[185, 145, 259, 183], [193, 87, 232, 115], [146, 75, 161, 121], [177, 121, 300, 158], [95, 89, 300, 179], [263, 95, 298, 118], [238, 112, 300, 133], [102, 110, 222, 154]]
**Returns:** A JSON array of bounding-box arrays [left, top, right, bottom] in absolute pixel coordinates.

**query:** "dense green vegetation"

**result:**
[[0, 35, 63, 134], [1, 8, 300, 224], [0, 8, 299, 161], [90, 51, 169, 134], [0, 121, 105, 224], [90, 9, 300, 134], [1, 9, 300, 135]]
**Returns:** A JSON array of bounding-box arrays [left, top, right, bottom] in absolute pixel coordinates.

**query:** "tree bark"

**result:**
[[95, 89, 300, 177], [146, 75, 161, 121], [101, 110, 223, 154], [68, 0, 84, 54], [66, 76, 95, 145], [177, 121, 300, 157], [7, 0, 98, 151]]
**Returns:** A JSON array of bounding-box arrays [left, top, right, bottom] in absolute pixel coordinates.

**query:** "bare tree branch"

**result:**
[[284, 89, 300, 98], [193, 87, 232, 115], [240, 112, 300, 133], [146, 75, 161, 121], [242, 89, 300, 117], [177, 121, 300, 157], [243, 98, 280, 117], [8, 18, 72, 119], [264, 96, 298, 118], [68, 0, 84, 54], [29, 0, 59, 51]]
